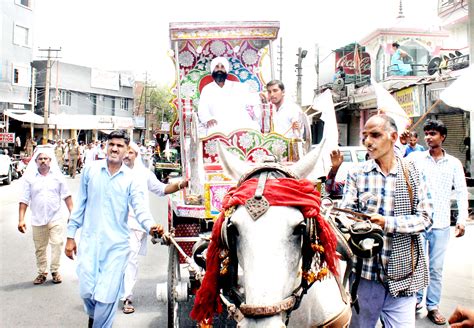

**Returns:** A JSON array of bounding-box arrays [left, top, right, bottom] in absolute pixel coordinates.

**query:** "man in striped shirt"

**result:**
[[409, 119, 468, 325], [340, 114, 432, 327]]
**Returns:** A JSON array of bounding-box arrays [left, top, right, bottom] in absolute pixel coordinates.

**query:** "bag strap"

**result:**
[[400, 159, 413, 210]]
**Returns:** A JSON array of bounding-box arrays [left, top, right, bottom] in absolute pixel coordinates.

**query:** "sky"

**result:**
[[33, 0, 439, 104]]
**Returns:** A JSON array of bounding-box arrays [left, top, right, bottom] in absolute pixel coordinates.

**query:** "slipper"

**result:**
[[33, 273, 47, 285], [427, 309, 446, 325], [416, 302, 423, 312], [52, 272, 62, 284], [122, 299, 135, 314]]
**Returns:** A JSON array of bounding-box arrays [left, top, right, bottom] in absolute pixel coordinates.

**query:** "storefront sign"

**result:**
[[394, 86, 422, 117], [0, 133, 15, 143]]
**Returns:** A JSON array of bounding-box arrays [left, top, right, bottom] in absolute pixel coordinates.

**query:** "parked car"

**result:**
[[333, 146, 368, 182], [0, 153, 14, 185]]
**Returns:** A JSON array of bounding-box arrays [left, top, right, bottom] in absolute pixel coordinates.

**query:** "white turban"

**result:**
[[210, 56, 230, 73], [128, 142, 146, 170], [22, 145, 61, 178]]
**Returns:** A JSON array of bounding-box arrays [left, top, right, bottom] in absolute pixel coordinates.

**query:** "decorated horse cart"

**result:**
[[154, 21, 354, 327]]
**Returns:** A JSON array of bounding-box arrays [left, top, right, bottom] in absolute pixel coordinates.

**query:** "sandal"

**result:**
[[52, 272, 62, 284], [427, 309, 447, 325], [416, 302, 423, 312], [33, 273, 47, 285], [122, 299, 135, 314]]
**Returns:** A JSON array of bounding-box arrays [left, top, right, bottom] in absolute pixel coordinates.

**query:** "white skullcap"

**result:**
[[210, 57, 230, 73]]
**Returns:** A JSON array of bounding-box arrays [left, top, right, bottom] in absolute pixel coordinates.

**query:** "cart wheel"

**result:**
[[168, 244, 181, 328]]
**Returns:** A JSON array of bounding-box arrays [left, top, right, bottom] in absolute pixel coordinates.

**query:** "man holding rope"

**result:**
[[340, 114, 433, 327]]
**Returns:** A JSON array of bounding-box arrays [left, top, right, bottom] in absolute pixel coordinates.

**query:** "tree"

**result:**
[[148, 84, 174, 127]]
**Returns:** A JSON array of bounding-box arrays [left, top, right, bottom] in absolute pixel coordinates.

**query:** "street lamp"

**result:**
[[296, 47, 307, 106]]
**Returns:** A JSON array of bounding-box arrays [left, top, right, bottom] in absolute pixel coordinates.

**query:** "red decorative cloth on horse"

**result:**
[[190, 177, 338, 323]]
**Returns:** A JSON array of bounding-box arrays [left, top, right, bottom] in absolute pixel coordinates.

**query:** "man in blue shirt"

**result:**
[[65, 130, 163, 328], [404, 132, 425, 157]]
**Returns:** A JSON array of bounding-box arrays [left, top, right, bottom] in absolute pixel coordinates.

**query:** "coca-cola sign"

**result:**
[[335, 51, 371, 75]]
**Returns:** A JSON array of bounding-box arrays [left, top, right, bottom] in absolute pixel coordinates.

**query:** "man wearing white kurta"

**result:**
[[18, 146, 73, 285], [198, 56, 261, 135], [65, 130, 163, 328], [266, 80, 303, 138], [121, 142, 188, 314]]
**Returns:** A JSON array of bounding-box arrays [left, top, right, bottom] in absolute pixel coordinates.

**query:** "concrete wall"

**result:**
[[0, 0, 34, 109]]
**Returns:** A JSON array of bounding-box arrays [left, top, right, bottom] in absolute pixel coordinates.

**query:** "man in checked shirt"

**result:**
[[340, 114, 433, 327], [408, 119, 468, 325]]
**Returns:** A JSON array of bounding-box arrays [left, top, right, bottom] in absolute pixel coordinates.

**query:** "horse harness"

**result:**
[[218, 164, 351, 327]]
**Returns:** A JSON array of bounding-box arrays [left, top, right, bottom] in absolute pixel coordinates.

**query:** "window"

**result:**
[[15, 0, 32, 8], [60, 90, 71, 106], [12, 64, 30, 86], [120, 98, 129, 111], [13, 24, 30, 47]]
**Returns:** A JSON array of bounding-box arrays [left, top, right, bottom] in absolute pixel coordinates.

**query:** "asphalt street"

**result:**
[[0, 173, 472, 327]]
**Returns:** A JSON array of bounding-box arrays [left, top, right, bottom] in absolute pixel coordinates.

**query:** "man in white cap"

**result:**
[[198, 56, 262, 135], [18, 146, 74, 285], [121, 142, 189, 314]]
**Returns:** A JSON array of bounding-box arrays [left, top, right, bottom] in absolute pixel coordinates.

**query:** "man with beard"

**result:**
[[340, 114, 432, 327], [198, 56, 261, 135], [65, 130, 163, 328]]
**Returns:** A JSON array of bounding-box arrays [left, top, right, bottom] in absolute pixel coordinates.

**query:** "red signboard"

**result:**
[[0, 133, 15, 143], [335, 50, 371, 76]]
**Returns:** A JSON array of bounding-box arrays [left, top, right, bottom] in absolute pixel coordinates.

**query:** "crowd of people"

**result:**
[[13, 54, 472, 328]]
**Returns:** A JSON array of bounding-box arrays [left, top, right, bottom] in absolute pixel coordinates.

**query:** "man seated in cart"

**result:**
[[198, 56, 262, 135]]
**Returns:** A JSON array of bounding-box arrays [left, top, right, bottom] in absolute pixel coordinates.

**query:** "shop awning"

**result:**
[[3, 109, 44, 124]]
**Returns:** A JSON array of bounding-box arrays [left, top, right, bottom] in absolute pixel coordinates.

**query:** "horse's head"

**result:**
[[215, 144, 333, 327]]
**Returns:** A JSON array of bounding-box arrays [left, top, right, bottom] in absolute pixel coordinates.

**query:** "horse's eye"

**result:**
[[293, 223, 306, 235]]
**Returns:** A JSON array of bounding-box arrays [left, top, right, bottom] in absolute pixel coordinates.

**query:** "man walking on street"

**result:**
[[410, 119, 468, 325], [121, 142, 188, 314], [68, 139, 79, 178], [64, 130, 163, 328], [404, 131, 425, 157], [18, 146, 73, 285], [340, 114, 433, 327]]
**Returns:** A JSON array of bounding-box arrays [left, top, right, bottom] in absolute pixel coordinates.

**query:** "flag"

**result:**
[[353, 43, 361, 76], [373, 81, 411, 133], [440, 67, 474, 112], [310, 89, 339, 179]]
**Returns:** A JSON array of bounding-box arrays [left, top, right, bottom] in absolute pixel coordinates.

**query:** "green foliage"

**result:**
[[148, 85, 175, 124]]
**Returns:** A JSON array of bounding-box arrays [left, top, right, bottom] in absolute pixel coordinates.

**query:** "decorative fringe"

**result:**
[[190, 178, 339, 323]]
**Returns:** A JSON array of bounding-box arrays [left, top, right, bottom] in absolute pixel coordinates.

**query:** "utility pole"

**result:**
[[144, 72, 148, 143], [30, 67, 36, 139], [278, 37, 283, 81], [295, 47, 307, 106], [38, 47, 61, 144], [469, 0, 474, 176], [315, 43, 320, 95]]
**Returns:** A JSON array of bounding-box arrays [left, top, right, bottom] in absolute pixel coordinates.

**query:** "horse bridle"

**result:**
[[218, 165, 322, 325]]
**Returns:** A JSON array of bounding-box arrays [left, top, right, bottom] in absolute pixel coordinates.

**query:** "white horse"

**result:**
[[216, 145, 351, 328]]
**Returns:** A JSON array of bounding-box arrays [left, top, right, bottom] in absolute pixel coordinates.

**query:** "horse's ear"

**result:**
[[217, 142, 252, 181], [291, 139, 326, 179]]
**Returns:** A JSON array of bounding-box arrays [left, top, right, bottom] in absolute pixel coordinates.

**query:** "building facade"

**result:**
[[28, 60, 135, 142], [0, 0, 34, 113]]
